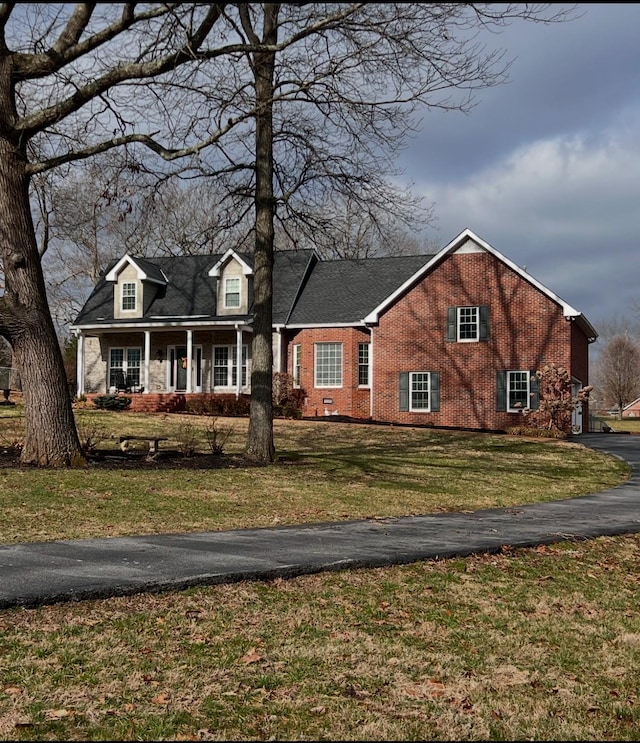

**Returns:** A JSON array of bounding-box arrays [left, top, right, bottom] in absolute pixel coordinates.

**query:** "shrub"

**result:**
[[76, 418, 109, 453], [204, 417, 234, 455], [273, 372, 305, 418], [93, 394, 131, 411], [175, 422, 199, 457], [506, 425, 567, 439]]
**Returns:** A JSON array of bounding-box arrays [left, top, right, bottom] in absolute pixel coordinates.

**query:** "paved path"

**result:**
[[1, 433, 639, 610]]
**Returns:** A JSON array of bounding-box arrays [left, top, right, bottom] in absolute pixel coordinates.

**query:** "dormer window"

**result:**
[[224, 277, 241, 309], [122, 282, 137, 312]]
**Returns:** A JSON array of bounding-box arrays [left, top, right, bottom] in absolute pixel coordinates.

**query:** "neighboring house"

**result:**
[[622, 398, 640, 418], [71, 228, 597, 432]]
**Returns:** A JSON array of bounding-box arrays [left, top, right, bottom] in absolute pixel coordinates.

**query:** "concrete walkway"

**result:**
[[1, 433, 639, 610]]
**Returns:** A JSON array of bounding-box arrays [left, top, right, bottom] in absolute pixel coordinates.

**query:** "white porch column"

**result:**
[[235, 324, 243, 399], [186, 329, 193, 393], [274, 326, 283, 373], [75, 331, 85, 397], [143, 330, 151, 394]]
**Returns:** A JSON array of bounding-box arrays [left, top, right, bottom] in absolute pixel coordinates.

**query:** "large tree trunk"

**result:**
[[245, 7, 278, 464], [0, 139, 84, 467]]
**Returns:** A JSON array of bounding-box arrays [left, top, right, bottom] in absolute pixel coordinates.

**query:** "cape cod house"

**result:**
[[71, 228, 597, 433]]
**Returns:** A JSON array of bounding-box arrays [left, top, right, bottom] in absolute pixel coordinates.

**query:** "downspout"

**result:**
[[369, 325, 374, 419]]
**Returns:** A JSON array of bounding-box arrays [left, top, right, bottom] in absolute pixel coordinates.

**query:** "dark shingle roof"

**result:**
[[286, 254, 432, 325], [73, 250, 319, 327], [73, 249, 433, 328]]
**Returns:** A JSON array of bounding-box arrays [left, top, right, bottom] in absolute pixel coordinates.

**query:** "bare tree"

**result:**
[[204, 3, 575, 462], [0, 4, 229, 465], [0, 3, 574, 466], [594, 334, 640, 418]]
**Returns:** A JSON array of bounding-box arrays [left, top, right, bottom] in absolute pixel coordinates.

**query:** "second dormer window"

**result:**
[[224, 277, 241, 309], [122, 282, 136, 311]]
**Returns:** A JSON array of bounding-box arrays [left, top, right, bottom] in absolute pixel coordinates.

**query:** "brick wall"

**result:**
[[282, 251, 591, 431], [285, 327, 371, 418], [372, 251, 588, 430]]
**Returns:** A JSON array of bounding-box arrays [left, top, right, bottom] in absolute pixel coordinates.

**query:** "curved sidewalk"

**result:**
[[1, 433, 639, 610]]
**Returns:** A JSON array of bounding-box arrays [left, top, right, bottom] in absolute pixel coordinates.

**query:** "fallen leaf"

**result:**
[[44, 708, 73, 720], [152, 693, 171, 705], [240, 647, 263, 664]]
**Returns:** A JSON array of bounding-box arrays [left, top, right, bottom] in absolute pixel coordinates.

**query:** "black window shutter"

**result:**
[[399, 372, 409, 412], [496, 371, 507, 412], [529, 371, 540, 410], [430, 372, 440, 412], [446, 307, 457, 341], [479, 305, 489, 340]]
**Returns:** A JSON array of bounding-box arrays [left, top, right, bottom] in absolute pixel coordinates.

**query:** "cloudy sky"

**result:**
[[397, 3, 639, 340]]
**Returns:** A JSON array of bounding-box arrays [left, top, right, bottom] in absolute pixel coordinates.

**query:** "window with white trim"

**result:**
[[507, 370, 530, 411], [109, 347, 141, 389], [358, 342, 370, 387], [224, 277, 241, 309], [292, 344, 302, 388], [447, 305, 489, 342], [314, 342, 342, 387], [121, 282, 137, 311], [399, 371, 440, 413], [213, 345, 249, 387], [496, 370, 539, 412]]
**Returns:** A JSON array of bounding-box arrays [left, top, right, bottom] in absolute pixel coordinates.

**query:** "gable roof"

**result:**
[[105, 255, 168, 285], [363, 228, 598, 342]]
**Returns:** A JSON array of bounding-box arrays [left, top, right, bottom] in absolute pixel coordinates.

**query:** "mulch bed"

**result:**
[[0, 447, 261, 470]]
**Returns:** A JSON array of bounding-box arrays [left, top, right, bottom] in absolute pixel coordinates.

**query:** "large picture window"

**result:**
[[213, 345, 249, 387], [314, 342, 342, 387]]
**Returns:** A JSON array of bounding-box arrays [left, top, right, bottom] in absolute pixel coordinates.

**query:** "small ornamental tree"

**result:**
[[523, 363, 592, 435]]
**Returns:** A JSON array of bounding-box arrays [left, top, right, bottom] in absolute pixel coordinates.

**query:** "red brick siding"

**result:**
[[285, 327, 371, 418], [371, 251, 589, 430]]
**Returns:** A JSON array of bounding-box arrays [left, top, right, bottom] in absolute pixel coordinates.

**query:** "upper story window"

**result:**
[[447, 305, 489, 342], [224, 277, 241, 309], [121, 282, 137, 312], [315, 342, 342, 388], [358, 342, 370, 387]]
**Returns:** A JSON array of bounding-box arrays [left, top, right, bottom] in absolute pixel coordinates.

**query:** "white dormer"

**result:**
[[208, 249, 253, 316], [105, 255, 168, 320]]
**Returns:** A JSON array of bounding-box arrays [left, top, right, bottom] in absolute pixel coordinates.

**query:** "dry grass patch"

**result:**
[[1, 534, 640, 740]]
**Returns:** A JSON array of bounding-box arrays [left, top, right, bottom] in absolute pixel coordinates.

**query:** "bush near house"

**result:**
[[92, 394, 132, 411]]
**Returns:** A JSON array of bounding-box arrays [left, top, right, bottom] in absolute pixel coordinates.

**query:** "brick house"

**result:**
[[72, 228, 597, 432]]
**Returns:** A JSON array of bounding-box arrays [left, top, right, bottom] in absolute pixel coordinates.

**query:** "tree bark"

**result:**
[[245, 6, 278, 464], [0, 138, 84, 466]]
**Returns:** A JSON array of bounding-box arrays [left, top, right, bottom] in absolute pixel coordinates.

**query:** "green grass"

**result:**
[[0, 403, 638, 740], [0, 405, 629, 543]]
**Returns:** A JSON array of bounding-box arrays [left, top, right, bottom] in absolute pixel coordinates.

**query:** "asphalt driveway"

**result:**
[[0, 433, 638, 610]]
